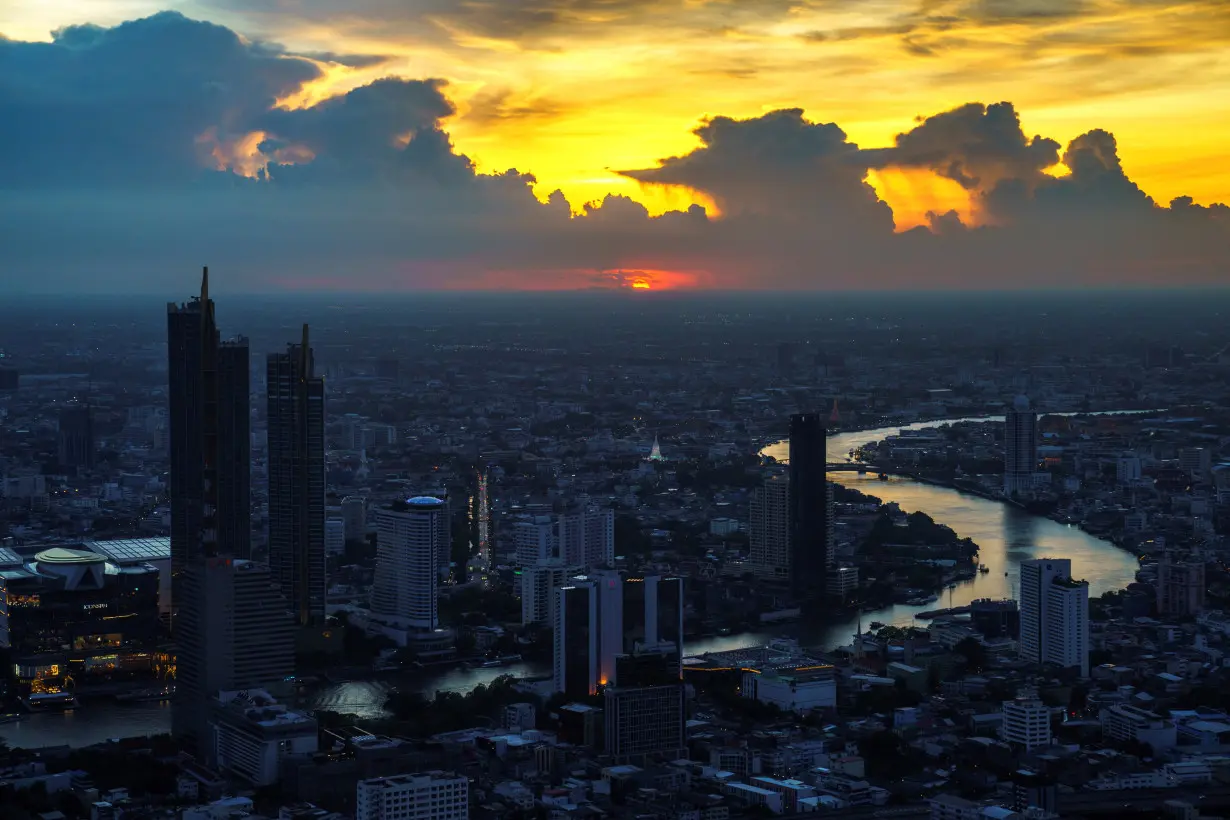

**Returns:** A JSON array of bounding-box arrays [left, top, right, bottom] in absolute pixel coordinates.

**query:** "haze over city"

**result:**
[[2, 0, 1228, 291]]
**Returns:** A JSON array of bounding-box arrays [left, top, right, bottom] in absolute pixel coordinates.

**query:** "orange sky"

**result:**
[[4, 0, 1228, 239]]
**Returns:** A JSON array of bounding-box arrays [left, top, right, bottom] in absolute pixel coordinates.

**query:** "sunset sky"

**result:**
[[2, 0, 1228, 291]]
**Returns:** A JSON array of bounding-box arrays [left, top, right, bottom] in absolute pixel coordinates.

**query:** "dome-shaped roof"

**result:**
[[405, 496, 445, 507], [35, 547, 106, 565]]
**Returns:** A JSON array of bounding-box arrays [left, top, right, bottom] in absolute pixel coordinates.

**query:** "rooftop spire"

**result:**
[[200, 266, 209, 303]]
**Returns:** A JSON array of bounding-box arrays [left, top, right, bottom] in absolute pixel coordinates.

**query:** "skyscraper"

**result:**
[[373, 498, 444, 631], [57, 404, 94, 469], [167, 267, 251, 581], [1003, 395, 1038, 495], [167, 270, 287, 759], [174, 557, 295, 759], [1019, 558, 1089, 676], [788, 413, 829, 598], [552, 571, 683, 698], [749, 475, 790, 581], [266, 326, 326, 627]]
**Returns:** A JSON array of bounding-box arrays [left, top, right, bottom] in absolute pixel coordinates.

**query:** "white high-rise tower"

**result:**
[[1019, 558, 1089, 676], [373, 497, 445, 630]]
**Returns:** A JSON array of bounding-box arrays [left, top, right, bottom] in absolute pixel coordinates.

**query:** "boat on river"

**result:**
[[116, 686, 174, 703], [22, 692, 78, 712]]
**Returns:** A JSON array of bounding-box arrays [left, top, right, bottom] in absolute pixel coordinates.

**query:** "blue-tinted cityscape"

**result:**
[[0, 284, 1228, 820]]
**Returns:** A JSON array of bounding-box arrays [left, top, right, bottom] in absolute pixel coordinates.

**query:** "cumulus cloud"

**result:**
[[621, 109, 895, 232], [865, 102, 1060, 195], [0, 11, 1227, 292]]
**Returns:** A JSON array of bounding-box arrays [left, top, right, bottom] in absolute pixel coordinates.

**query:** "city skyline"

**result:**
[[2, 4, 1228, 292]]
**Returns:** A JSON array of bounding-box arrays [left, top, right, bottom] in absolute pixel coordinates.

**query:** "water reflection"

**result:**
[[4, 415, 1144, 747]]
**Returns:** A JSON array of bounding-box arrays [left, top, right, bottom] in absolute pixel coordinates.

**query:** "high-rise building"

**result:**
[[788, 413, 829, 598], [373, 498, 444, 631], [1003, 395, 1038, 495], [167, 267, 251, 583], [1157, 552, 1206, 616], [1019, 558, 1089, 676], [174, 558, 295, 758], [356, 773, 468, 820], [749, 475, 790, 581], [513, 507, 614, 571], [57, 404, 94, 469], [604, 682, 687, 763], [1000, 695, 1052, 750], [552, 571, 683, 698], [513, 517, 556, 566], [520, 560, 582, 627], [169, 269, 264, 755], [341, 496, 367, 542], [560, 507, 615, 569], [267, 326, 326, 627]]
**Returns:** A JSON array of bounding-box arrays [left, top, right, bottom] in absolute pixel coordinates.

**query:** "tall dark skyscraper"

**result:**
[[788, 413, 829, 598], [167, 267, 251, 580], [267, 326, 327, 627], [168, 268, 269, 757], [57, 404, 94, 469]]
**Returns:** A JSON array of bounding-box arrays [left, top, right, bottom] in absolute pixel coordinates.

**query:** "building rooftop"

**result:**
[[86, 536, 171, 563], [35, 547, 105, 565]]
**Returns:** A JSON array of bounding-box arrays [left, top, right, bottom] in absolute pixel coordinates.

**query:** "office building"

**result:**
[[1000, 696, 1052, 750], [325, 518, 346, 556], [0, 368, 16, 390], [372, 498, 444, 631], [749, 475, 790, 581], [167, 267, 252, 579], [1019, 558, 1089, 676], [604, 682, 687, 763], [355, 773, 468, 820], [552, 571, 682, 698], [970, 598, 1020, 640], [1003, 395, 1038, 495], [558, 507, 615, 569], [520, 560, 581, 627], [788, 413, 830, 598], [212, 689, 318, 786], [174, 558, 295, 758], [1157, 552, 1206, 616], [341, 496, 367, 542], [267, 327, 327, 627], [512, 507, 613, 571], [513, 517, 555, 567], [57, 404, 94, 470]]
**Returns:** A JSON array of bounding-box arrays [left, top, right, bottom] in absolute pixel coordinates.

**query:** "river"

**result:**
[[2, 414, 1142, 749]]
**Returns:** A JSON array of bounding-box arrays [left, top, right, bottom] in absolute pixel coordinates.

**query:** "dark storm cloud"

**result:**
[[865, 102, 1060, 192], [1, 11, 1228, 292], [0, 11, 318, 187], [621, 109, 895, 232]]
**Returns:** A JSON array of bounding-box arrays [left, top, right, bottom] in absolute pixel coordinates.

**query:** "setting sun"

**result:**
[[631, 280, 652, 290]]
